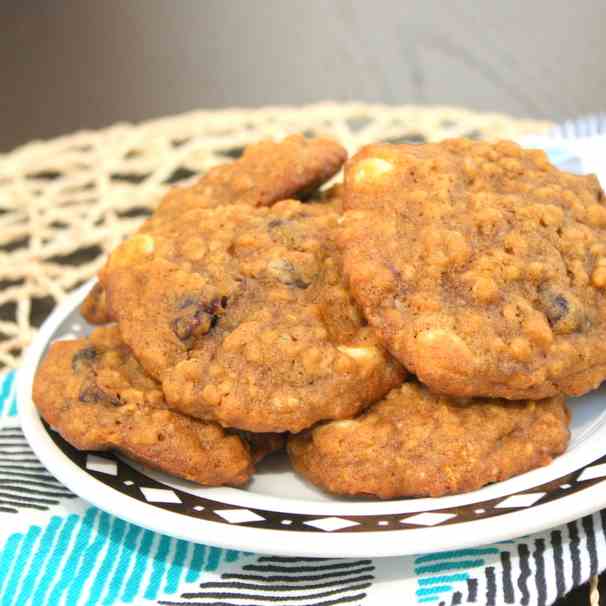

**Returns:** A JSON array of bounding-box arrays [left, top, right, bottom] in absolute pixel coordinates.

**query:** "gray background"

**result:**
[[1, 0, 605, 151]]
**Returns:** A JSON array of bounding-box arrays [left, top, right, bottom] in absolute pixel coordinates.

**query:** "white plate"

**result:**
[[18, 279, 606, 558]]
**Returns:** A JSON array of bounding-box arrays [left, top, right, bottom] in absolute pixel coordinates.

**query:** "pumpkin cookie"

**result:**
[[288, 381, 570, 498], [33, 326, 283, 486], [101, 199, 404, 432], [340, 139, 606, 398]]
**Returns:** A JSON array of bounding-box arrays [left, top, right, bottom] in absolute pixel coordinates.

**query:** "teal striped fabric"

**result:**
[[0, 371, 17, 419], [0, 507, 247, 606], [413, 548, 499, 602]]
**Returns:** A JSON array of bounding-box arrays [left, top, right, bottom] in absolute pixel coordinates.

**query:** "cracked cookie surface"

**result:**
[[33, 326, 283, 486], [341, 139, 606, 398], [288, 381, 570, 498]]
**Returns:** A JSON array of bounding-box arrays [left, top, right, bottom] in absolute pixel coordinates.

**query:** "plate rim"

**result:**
[[17, 278, 606, 558]]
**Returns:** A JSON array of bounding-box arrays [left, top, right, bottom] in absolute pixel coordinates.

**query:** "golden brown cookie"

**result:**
[[32, 326, 283, 486], [155, 134, 346, 217], [233, 430, 285, 464], [340, 139, 606, 399], [83, 136, 344, 327], [288, 381, 570, 499], [101, 199, 404, 432], [80, 135, 347, 324], [80, 282, 112, 325]]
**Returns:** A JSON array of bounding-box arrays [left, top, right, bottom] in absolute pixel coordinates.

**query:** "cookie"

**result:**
[[85, 135, 345, 325], [80, 282, 112, 325], [340, 139, 606, 399], [155, 134, 346, 218], [233, 430, 286, 464], [32, 326, 283, 486], [101, 199, 404, 432], [288, 381, 570, 499]]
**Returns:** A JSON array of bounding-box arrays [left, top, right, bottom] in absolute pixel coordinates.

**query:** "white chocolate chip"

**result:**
[[109, 234, 155, 269], [415, 328, 475, 376], [353, 158, 394, 184], [417, 328, 466, 349], [332, 419, 356, 429], [337, 345, 380, 361], [138, 234, 155, 254], [271, 396, 300, 410]]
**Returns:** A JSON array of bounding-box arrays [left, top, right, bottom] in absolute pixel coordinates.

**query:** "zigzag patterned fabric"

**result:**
[[2, 362, 606, 606]]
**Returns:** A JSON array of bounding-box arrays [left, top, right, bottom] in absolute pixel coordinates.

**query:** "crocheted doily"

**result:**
[[0, 103, 551, 369]]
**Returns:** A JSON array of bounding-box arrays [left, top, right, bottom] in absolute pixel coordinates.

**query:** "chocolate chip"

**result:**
[[71, 347, 97, 372], [268, 219, 284, 229]]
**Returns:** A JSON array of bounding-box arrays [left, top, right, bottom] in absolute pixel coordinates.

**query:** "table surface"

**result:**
[[2, 1, 606, 151]]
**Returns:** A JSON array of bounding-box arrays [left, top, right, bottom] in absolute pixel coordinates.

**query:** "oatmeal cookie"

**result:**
[[155, 134, 346, 217], [32, 326, 283, 486], [101, 199, 404, 432], [85, 135, 346, 327], [80, 282, 112, 325], [288, 381, 570, 498], [340, 139, 606, 398]]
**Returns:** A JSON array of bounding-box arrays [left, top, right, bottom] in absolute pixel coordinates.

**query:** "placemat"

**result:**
[[7, 103, 603, 606]]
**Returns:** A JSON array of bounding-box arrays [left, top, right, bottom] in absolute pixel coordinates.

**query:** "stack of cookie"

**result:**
[[34, 134, 606, 499]]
